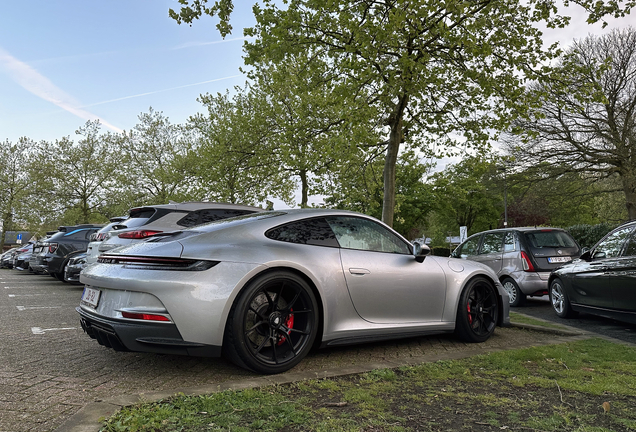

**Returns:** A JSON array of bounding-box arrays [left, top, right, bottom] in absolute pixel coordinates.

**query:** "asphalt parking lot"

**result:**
[[517, 296, 636, 345], [0, 269, 593, 432]]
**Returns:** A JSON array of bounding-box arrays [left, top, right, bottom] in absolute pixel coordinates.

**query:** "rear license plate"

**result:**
[[548, 257, 572, 263], [81, 287, 101, 308]]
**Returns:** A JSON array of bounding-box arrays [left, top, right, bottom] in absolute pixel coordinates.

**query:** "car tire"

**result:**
[[454, 277, 499, 343], [223, 271, 319, 374], [501, 277, 525, 307], [549, 278, 576, 318]]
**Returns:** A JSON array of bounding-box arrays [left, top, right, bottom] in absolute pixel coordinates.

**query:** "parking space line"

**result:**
[[31, 327, 77, 334], [8, 294, 44, 297], [16, 305, 62, 311]]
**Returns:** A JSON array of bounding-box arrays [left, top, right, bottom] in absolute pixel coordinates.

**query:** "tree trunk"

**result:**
[[300, 169, 308, 208], [1, 211, 12, 252], [621, 172, 636, 221], [382, 96, 408, 227]]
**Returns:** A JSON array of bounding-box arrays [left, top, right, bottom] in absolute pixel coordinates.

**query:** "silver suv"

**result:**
[[98, 202, 263, 254], [451, 227, 581, 306]]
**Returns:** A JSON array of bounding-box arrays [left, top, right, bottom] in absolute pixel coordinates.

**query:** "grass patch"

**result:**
[[101, 339, 636, 431], [509, 311, 571, 330]]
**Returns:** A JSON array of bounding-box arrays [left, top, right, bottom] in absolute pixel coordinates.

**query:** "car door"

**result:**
[[471, 231, 505, 275], [326, 216, 447, 324], [608, 226, 636, 311], [569, 225, 634, 309]]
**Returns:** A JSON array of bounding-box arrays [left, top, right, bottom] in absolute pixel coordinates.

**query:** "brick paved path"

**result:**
[[0, 269, 584, 432]]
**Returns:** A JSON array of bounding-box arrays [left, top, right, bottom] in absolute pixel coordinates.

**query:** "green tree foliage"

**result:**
[[431, 155, 503, 234], [247, 55, 380, 208], [566, 222, 618, 249], [189, 89, 293, 205], [118, 108, 198, 206], [35, 121, 120, 224], [325, 150, 435, 238], [502, 165, 603, 227], [0, 138, 34, 249], [509, 27, 636, 221], [170, 0, 634, 227]]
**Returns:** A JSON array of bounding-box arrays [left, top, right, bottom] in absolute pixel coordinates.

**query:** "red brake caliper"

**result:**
[[277, 310, 294, 345], [467, 303, 473, 325]]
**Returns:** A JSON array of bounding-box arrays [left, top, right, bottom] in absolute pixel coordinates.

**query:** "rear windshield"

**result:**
[[118, 209, 156, 229], [191, 211, 286, 232], [524, 231, 577, 248]]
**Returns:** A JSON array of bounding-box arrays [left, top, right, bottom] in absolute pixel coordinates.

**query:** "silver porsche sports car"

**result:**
[[78, 209, 510, 374]]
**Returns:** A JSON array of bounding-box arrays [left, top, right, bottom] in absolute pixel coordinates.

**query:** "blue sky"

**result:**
[[1, 1, 256, 143], [1, 1, 635, 145]]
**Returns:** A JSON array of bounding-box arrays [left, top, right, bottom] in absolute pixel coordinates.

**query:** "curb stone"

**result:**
[[54, 326, 593, 432]]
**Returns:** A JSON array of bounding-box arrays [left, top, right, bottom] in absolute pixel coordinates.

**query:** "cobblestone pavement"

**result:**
[[0, 269, 587, 432]]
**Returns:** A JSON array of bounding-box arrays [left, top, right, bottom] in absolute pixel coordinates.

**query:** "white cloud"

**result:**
[[172, 36, 255, 50], [0, 46, 123, 133], [81, 75, 243, 108]]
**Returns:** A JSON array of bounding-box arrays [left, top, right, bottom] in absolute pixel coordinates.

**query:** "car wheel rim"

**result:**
[[465, 281, 498, 337], [551, 283, 564, 314], [503, 281, 517, 304], [242, 279, 315, 367]]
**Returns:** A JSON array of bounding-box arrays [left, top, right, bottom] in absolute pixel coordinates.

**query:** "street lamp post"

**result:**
[[498, 167, 508, 227]]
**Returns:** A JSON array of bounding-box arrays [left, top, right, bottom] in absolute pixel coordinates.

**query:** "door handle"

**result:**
[[349, 268, 370, 275]]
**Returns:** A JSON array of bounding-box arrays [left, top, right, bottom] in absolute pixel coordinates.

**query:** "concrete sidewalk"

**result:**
[[55, 320, 594, 432]]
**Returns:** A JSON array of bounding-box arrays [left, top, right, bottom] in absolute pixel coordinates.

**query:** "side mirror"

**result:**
[[413, 241, 431, 263], [593, 251, 606, 260]]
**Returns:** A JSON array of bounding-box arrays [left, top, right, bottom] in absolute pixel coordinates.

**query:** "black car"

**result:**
[[30, 225, 102, 281], [549, 220, 636, 324]]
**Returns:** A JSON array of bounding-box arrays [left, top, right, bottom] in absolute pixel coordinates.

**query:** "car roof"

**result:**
[[128, 201, 263, 213], [472, 227, 568, 235]]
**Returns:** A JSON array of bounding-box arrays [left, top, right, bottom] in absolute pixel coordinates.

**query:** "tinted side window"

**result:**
[[177, 209, 256, 227], [480, 233, 505, 254], [326, 216, 410, 254], [503, 232, 516, 252], [595, 226, 634, 258], [265, 218, 339, 247], [622, 230, 636, 256], [458, 236, 480, 257], [65, 229, 92, 241]]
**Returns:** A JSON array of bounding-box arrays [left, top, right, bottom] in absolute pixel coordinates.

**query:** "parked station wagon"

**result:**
[[451, 227, 581, 306]]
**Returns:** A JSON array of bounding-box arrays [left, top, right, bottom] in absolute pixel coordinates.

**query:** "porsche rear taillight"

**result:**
[[117, 230, 163, 239], [97, 255, 218, 271], [521, 251, 535, 272], [48, 243, 58, 253], [121, 311, 170, 322]]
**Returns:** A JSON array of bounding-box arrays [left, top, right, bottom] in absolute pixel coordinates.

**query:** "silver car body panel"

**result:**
[[80, 209, 509, 351]]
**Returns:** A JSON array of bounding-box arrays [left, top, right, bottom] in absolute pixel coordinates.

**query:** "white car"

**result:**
[[85, 217, 127, 266], [97, 202, 262, 254]]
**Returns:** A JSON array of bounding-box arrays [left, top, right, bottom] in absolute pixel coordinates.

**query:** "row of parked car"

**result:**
[[0, 201, 261, 284], [2, 201, 634, 374], [451, 221, 636, 325]]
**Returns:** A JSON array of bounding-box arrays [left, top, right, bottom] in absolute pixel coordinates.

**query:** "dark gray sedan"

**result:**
[[549, 220, 636, 324]]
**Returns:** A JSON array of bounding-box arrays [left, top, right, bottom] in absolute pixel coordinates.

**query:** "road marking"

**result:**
[[17, 306, 62, 311], [31, 327, 77, 335], [9, 294, 44, 297]]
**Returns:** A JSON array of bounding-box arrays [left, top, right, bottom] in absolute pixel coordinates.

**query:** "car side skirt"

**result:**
[[571, 303, 636, 325], [322, 327, 455, 348]]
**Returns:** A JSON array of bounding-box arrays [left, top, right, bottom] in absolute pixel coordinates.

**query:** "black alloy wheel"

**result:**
[[455, 277, 499, 343], [224, 271, 319, 374]]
